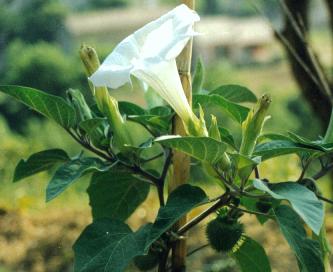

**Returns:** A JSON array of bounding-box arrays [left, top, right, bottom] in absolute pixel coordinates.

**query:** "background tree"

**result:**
[[278, 0, 333, 129]]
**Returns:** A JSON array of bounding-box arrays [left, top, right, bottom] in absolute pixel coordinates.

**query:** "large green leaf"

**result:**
[[145, 184, 208, 249], [254, 180, 324, 235], [0, 85, 76, 128], [13, 149, 70, 182], [274, 205, 324, 272], [192, 57, 205, 94], [155, 136, 227, 164], [87, 170, 150, 221], [73, 185, 207, 272], [232, 236, 271, 272], [193, 94, 249, 123], [210, 84, 257, 103], [254, 140, 320, 161], [46, 157, 111, 202], [73, 219, 152, 272]]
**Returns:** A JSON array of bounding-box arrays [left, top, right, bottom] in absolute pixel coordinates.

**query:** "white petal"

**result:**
[[89, 4, 199, 89], [131, 57, 194, 123], [89, 36, 139, 88], [133, 4, 200, 60]]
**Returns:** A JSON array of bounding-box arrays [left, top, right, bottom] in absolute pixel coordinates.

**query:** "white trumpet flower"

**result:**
[[89, 4, 207, 136]]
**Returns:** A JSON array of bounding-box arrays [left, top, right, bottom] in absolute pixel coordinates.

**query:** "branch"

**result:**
[[177, 193, 231, 235], [313, 162, 333, 180], [317, 194, 333, 205], [66, 129, 159, 186]]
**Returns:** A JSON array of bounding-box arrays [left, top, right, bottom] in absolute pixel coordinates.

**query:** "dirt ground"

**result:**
[[0, 200, 332, 272]]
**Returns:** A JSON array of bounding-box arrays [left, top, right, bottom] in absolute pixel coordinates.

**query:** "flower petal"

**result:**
[[131, 57, 194, 123], [134, 4, 199, 60], [89, 4, 199, 89]]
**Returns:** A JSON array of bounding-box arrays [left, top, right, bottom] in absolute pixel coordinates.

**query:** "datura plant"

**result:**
[[2, 3, 333, 272]]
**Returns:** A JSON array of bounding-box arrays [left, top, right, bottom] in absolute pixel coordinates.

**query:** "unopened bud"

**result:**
[[79, 44, 133, 148], [240, 94, 272, 156], [67, 89, 92, 123]]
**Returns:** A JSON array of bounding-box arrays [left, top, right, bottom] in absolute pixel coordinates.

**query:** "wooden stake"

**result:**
[[170, 1, 195, 271]]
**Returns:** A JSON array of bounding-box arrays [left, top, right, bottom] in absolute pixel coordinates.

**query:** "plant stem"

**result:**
[[177, 193, 231, 236], [187, 244, 210, 257], [169, 1, 195, 271]]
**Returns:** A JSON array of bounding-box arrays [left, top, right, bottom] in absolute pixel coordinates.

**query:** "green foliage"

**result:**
[[0, 85, 77, 129], [4, 42, 80, 95], [73, 185, 207, 271], [13, 149, 70, 182], [87, 169, 150, 221], [46, 157, 111, 202], [274, 206, 324, 272], [210, 85, 257, 103], [15, 0, 67, 43], [155, 135, 227, 163], [3, 45, 332, 272], [193, 93, 249, 124], [254, 180, 324, 235], [232, 236, 271, 272]]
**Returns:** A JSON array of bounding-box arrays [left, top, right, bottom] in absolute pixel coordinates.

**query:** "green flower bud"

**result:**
[[240, 94, 272, 156], [208, 115, 231, 171], [67, 89, 92, 123], [186, 104, 208, 137], [79, 44, 133, 148], [209, 115, 221, 141]]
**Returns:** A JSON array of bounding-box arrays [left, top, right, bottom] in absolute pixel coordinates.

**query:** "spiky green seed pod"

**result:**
[[206, 216, 244, 252], [133, 251, 160, 271]]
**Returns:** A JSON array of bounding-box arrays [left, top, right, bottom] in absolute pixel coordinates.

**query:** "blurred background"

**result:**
[[0, 0, 332, 271]]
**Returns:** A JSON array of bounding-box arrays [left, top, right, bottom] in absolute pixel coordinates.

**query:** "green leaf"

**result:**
[[193, 94, 249, 123], [128, 114, 172, 133], [192, 57, 205, 94], [219, 127, 237, 149], [145, 184, 208, 249], [46, 157, 111, 202], [230, 154, 261, 180], [155, 136, 227, 164], [118, 101, 146, 116], [73, 185, 207, 272], [0, 85, 76, 128], [149, 106, 172, 116], [257, 133, 292, 143], [274, 205, 324, 272], [73, 219, 152, 272], [13, 149, 70, 182], [254, 140, 320, 161], [210, 84, 257, 103], [254, 180, 324, 235], [87, 170, 150, 221], [232, 236, 271, 272], [287, 131, 330, 152]]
